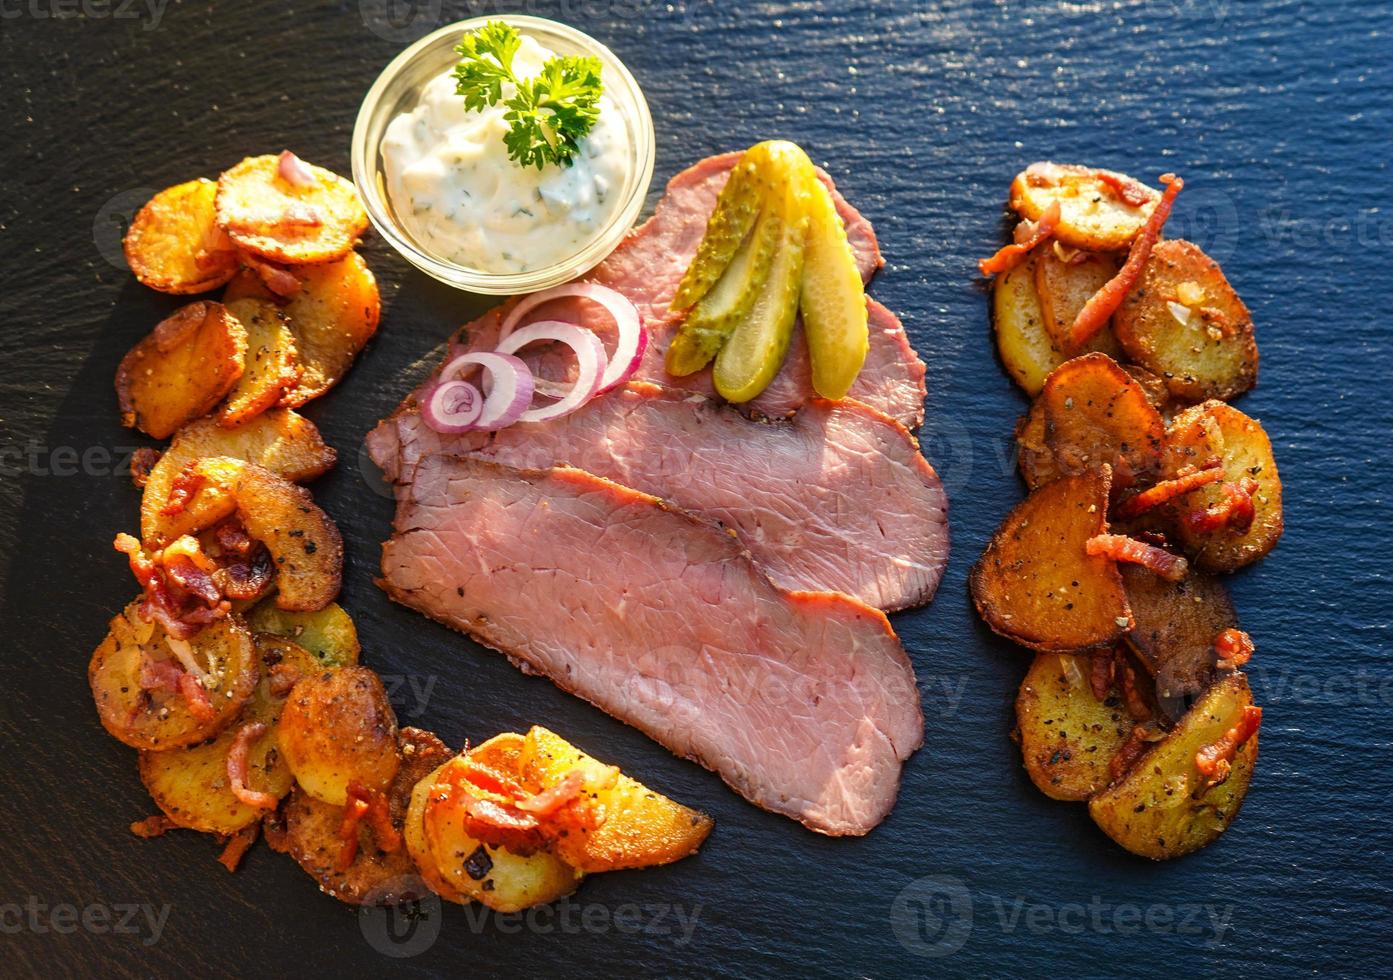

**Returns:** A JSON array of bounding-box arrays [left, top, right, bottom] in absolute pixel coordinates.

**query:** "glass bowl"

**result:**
[[351, 16, 655, 295]]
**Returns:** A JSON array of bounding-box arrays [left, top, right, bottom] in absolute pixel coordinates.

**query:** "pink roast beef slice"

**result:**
[[367, 382, 949, 612], [379, 455, 923, 836], [394, 153, 926, 430]]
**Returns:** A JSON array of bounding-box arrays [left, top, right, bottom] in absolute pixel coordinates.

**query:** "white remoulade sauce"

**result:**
[[380, 34, 631, 274]]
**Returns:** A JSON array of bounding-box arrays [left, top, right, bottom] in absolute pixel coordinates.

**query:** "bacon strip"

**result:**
[[348, 782, 402, 855], [1114, 464, 1225, 519], [160, 467, 206, 516], [1188, 477, 1260, 534], [178, 671, 218, 723], [227, 722, 279, 809], [1195, 705, 1262, 788], [978, 200, 1061, 276], [130, 815, 179, 839], [1214, 628, 1255, 670], [1068, 173, 1184, 349], [1092, 170, 1154, 207], [334, 796, 371, 871], [1108, 726, 1152, 783], [514, 769, 588, 817], [1089, 649, 1115, 703], [1086, 532, 1189, 582], [217, 825, 259, 873]]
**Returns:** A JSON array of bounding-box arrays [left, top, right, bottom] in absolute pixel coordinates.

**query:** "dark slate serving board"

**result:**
[[1, 1, 1389, 976]]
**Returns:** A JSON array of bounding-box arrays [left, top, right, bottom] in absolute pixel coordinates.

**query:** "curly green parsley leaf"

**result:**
[[453, 21, 604, 170]]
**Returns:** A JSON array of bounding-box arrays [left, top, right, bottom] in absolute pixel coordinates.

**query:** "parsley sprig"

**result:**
[[453, 21, 604, 170]]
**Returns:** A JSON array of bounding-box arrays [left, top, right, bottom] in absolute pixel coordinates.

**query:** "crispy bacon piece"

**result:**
[[1214, 627, 1255, 670], [129, 814, 179, 838], [130, 447, 161, 488], [1114, 462, 1225, 519], [1086, 532, 1189, 582], [348, 782, 402, 855], [1108, 725, 1153, 783], [1195, 705, 1262, 788], [514, 769, 588, 817], [227, 722, 279, 810], [1089, 648, 1115, 702], [1068, 173, 1184, 349], [115, 532, 231, 641], [1092, 169, 1155, 207], [978, 200, 1062, 276], [335, 795, 371, 871], [178, 671, 217, 723], [458, 757, 528, 799], [1188, 477, 1260, 534], [217, 824, 259, 873], [1117, 658, 1152, 722], [163, 553, 222, 606], [160, 467, 206, 517]]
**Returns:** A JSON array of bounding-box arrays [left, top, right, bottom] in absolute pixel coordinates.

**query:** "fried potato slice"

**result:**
[[140, 409, 336, 546], [1114, 239, 1258, 402], [225, 253, 379, 406], [219, 297, 301, 426], [215, 153, 368, 265], [971, 466, 1132, 651], [1042, 353, 1166, 488], [1035, 244, 1125, 356], [1119, 363, 1176, 417], [403, 761, 473, 906], [89, 601, 258, 750], [1121, 565, 1235, 711], [1009, 162, 1161, 251], [279, 666, 400, 807], [123, 178, 239, 294], [270, 727, 452, 905], [417, 738, 583, 913], [1089, 673, 1259, 859], [1165, 401, 1283, 571], [1016, 653, 1133, 801], [138, 635, 318, 834], [115, 302, 248, 439], [243, 600, 359, 667], [232, 462, 343, 610], [1014, 399, 1057, 491], [519, 726, 714, 873]]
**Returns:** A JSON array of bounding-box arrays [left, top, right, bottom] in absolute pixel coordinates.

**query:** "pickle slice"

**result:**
[[712, 153, 811, 403], [670, 143, 781, 312], [799, 167, 868, 400], [665, 199, 781, 376]]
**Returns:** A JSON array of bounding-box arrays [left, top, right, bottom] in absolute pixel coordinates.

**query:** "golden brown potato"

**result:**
[[144, 456, 244, 545], [140, 409, 335, 546], [1119, 363, 1176, 417], [1014, 399, 1058, 491], [123, 178, 239, 294], [219, 298, 301, 425], [232, 462, 343, 610], [225, 252, 379, 406], [89, 601, 258, 750], [138, 636, 318, 833], [1114, 240, 1258, 402], [279, 666, 400, 806], [403, 761, 473, 906], [1016, 653, 1133, 801], [1165, 401, 1283, 571], [215, 153, 368, 265], [115, 302, 248, 439], [1009, 162, 1160, 251], [1034, 245, 1125, 356], [971, 466, 1133, 651], [519, 726, 713, 873], [1089, 673, 1259, 859], [1041, 353, 1166, 488], [271, 727, 452, 905], [243, 601, 360, 667], [1121, 564, 1235, 706]]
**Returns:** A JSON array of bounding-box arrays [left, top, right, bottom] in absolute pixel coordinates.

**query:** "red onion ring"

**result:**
[[425, 351, 533, 433], [495, 321, 607, 423], [498, 282, 646, 394], [277, 150, 317, 188]]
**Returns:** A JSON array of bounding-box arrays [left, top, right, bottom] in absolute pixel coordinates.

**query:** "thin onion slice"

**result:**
[[277, 150, 316, 188], [495, 321, 607, 423], [426, 351, 534, 433], [498, 282, 646, 393]]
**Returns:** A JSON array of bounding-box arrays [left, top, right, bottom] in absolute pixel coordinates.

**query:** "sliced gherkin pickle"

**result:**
[[713, 145, 811, 403], [669, 149, 768, 312], [799, 166, 868, 400], [665, 198, 782, 376]]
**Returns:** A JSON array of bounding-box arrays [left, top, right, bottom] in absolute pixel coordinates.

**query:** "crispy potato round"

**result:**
[[140, 409, 336, 546], [219, 298, 301, 426], [1089, 673, 1259, 859], [1121, 564, 1235, 712], [971, 466, 1133, 652], [403, 761, 473, 905], [233, 462, 344, 610], [215, 154, 368, 265], [1034, 245, 1126, 357], [115, 302, 248, 439], [1042, 353, 1166, 488], [1010, 162, 1160, 251], [272, 727, 451, 905], [89, 601, 258, 750], [519, 726, 713, 873], [138, 636, 318, 833], [1165, 401, 1283, 571], [1114, 239, 1258, 402], [279, 666, 400, 806], [124, 178, 239, 294], [243, 601, 360, 667], [226, 253, 379, 406], [1016, 653, 1133, 801], [1119, 363, 1176, 417], [1014, 399, 1058, 491]]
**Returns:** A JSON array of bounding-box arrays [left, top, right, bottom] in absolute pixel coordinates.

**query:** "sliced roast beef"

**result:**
[[367, 382, 949, 612], [392, 153, 927, 430], [379, 455, 923, 836]]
